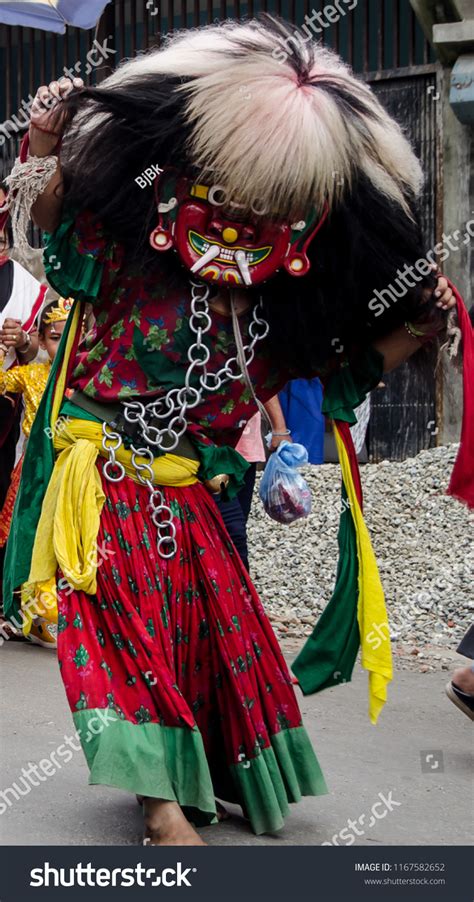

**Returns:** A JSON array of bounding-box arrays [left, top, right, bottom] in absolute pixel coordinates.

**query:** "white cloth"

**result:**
[[350, 395, 371, 455], [0, 259, 46, 370]]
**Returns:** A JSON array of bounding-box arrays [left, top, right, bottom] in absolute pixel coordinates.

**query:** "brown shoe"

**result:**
[[446, 681, 474, 722]]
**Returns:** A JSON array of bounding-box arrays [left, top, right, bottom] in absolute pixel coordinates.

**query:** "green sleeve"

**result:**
[[43, 209, 122, 304], [322, 346, 384, 425], [193, 441, 250, 500]]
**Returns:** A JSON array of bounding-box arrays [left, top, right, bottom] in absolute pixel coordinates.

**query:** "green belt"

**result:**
[[69, 390, 199, 462]]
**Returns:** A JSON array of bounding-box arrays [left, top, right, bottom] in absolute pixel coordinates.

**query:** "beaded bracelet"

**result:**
[[405, 320, 440, 345]]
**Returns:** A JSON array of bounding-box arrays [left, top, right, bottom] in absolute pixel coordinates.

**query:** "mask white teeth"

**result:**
[[234, 250, 252, 286], [191, 244, 221, 273]]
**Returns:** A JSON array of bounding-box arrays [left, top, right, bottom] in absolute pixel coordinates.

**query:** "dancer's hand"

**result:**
[[422, 266, 456, 312], [29, 77, 84, 157], [433, 275, 456, 311]]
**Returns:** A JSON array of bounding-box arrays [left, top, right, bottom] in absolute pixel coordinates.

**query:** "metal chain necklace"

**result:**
[[102, 280, 270, 559]]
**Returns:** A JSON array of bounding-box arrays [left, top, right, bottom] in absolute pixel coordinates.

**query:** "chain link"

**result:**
[[101, 422, 126, 482], [102, 280, 269, 559]]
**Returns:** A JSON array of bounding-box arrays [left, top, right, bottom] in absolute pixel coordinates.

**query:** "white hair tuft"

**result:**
[[103, 18, 423, 218]]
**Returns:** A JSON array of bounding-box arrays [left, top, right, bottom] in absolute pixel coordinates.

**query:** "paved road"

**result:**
[[0, 642, 472, 846]]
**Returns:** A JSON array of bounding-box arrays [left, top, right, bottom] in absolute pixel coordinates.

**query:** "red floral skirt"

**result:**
[[58, 462, 327, 834]]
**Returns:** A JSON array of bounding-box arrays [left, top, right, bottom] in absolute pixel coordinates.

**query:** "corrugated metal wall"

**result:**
[[0, 0, 435, 122], [368, 73, 441, 461]]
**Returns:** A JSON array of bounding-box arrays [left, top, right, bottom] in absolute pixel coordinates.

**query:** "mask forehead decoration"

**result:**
[[149, 172, 329, 287]]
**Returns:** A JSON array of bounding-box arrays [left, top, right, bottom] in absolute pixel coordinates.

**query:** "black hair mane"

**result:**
[[55, 18, 436, 375]]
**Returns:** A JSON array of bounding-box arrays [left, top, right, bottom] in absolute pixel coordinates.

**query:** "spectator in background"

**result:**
[[446, 625, 474, 722], [215, 395, 290, 570], [279, 378, 325, 465], [0, 186, 46, 607]]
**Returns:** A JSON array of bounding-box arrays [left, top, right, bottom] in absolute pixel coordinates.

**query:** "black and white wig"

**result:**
[[58, 15, 435, 373]]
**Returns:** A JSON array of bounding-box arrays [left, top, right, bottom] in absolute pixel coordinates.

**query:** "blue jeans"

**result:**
[[214, 464, 257, 571]]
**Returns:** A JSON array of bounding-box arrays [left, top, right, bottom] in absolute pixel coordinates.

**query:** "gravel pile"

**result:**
[[248, 445, 474, 669]]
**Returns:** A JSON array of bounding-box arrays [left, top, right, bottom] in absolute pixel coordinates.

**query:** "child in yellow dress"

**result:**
[[0, 298, 71, 647]]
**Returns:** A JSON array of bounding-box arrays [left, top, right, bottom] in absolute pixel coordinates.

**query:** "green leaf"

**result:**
[[86, 340, 108, 363], [111, 318, 126, 340], [135, 705, 152, 724], [124, 344, 137, 362], [100, 660, 113, 679], [97, 365, 114, 388], [144, 326, 169, 352], [221, 399, 235, 415], [73, 644, 90, 669], [130, 305, 142, 327]]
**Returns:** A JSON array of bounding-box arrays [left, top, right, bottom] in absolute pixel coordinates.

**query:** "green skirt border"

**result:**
[[73, 710, 328, 835]]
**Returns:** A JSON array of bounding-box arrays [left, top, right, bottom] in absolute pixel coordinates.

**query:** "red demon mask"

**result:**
[[149, 173, 328, 287]]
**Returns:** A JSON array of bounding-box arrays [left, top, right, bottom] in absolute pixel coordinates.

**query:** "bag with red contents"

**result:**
[[259, 441, 312, 524]]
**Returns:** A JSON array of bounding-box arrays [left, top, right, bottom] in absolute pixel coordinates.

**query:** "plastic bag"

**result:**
[[259, 441, 312, 524]]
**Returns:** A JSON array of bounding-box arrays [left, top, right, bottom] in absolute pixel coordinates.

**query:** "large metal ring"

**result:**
[[150, 503, 173, 518], [131, 446, 154, 468], [135, 462, 155, 484], [223, 357, 243, 380], [158, 430, 180, 452], [123, 401, 145, 423], [152, 512, 175, 530], [249, 319, 270, 341], [157, 535, 177, 559], [103, 459, 126, 482], [188, 342, 211, 365], [176, 385, 201, 409], [200, 371, 221, 391], [167, 415, 187, 439], [141, 425, 163, 446], [190, 311, 212, 332]]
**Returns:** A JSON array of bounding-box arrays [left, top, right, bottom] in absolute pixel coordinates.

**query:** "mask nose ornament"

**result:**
[[222, 226, 239, 244]]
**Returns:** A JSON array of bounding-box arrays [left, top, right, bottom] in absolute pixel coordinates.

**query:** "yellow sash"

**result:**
[[334, 425, 393, 724], [29, 418, 199, 594]]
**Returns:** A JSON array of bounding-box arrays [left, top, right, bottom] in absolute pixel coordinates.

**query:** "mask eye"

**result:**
[[250, 199, 268, 217], [208, 185, 228, 207]]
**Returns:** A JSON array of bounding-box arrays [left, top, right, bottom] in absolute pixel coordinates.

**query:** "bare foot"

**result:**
[[216, 801, 230, 822], [143, 798, 207, 846]]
